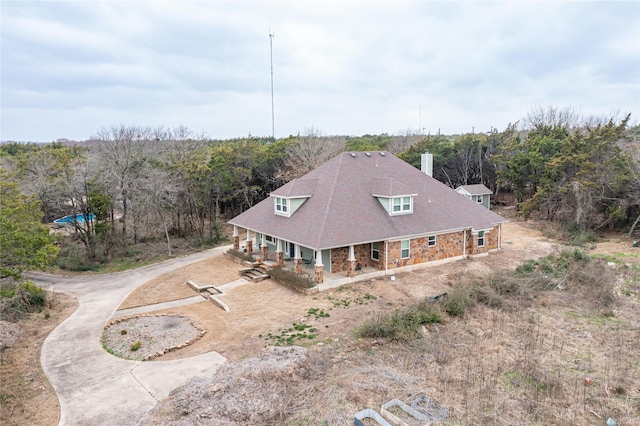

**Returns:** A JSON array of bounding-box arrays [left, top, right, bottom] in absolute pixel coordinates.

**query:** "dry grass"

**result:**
[[145, 251, 640, 425], [0, 292, 78, 426]]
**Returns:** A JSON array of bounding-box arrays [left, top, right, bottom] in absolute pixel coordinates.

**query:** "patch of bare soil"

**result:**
[[110, 220, 560, 363], [118, 255, 241, 309], [0, 292, 78, 426], [120, 219, 639, 425]]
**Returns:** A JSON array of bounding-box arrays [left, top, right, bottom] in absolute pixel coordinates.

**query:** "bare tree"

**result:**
[[388, 130, 423, 154], [133, 166, 180, 255], [521, 105, 583, 131], [17, 150, 66, 222], [91, 125, 157, 247], [282, 127, 346, 180], [57, 157, 98, 259]]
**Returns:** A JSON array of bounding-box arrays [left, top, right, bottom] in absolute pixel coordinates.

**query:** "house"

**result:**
[[228, 151, 507, 284], [455, 184, 492, 209]]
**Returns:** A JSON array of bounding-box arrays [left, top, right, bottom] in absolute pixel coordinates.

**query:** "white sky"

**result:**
[[1, 1, 639, 142]]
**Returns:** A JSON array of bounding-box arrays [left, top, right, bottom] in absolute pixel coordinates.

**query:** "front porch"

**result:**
[[234, 227, 370, 285]]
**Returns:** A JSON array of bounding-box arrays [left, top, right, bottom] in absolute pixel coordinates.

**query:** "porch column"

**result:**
[[314, 249, 324, 284], [293, 244, 302, 274], [233, 226, 239, 250], [261, 234, 268, 261], [276, 238, 284, 267], [347, 245, 356, 278], [246, 229, 253, 254]]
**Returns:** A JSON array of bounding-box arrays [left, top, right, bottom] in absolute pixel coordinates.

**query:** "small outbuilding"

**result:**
[[455, 184, 492, 210]]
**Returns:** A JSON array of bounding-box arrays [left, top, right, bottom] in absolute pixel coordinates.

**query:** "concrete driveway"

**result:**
[[31, 246, 231, 426]]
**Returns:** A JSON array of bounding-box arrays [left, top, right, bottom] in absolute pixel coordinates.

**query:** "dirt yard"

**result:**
[[113, 219, 562, 362], [131, 217, 639, 425], [3, 216, 638, 425]]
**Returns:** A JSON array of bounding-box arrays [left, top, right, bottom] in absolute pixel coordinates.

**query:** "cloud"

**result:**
[[1, 1, 638, 142]]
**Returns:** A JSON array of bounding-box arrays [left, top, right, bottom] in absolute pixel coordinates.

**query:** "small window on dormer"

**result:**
[[275, 197, 288, 215], [392, 196, 412, 214], [477, 195, 483, 204]]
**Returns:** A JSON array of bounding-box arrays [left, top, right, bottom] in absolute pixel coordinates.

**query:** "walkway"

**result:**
[[31, 245, 233, 426]]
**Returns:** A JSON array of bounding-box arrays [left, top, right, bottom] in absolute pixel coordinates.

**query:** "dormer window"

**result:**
[[392, 196, 412, 214], [275, 197, 289, 216]]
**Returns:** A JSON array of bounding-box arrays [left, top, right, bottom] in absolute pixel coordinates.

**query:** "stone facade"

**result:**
[[235, 224, 500, 279], [347, 259, 356, 277], [329, 226, 500, 272], [233, 235, 239, 250], [331, 243, 380, 273]]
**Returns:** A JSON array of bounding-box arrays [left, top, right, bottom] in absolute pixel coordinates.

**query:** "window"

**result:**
[[275, 197, 288, 214], [477, 195, 483, 204], [371, 242, 379, 260], [401, 239, 410, 259], [265, 235, 273, 242], [477, 231, 485, 247], [428, 235, 436, 247], [392, 196, 412, 214]]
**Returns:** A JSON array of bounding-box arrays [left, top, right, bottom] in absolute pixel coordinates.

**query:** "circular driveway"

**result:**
[[32, 246, 230, 426]]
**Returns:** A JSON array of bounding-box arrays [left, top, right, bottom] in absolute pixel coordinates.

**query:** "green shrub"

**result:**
[[0, 279, 48, 322], [130, 341, 141, 351], [443, 287, 475, 316], [355, 300, 442, 341]]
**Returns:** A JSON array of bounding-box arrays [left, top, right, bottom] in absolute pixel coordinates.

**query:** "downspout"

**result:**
[[385, 240, 389, 276], [463, 229, 467, 258]]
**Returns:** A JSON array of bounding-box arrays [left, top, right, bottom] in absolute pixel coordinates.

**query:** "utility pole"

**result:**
[[269, 30, 275, 141]]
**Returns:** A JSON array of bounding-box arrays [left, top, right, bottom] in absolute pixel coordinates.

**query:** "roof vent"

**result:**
[[379, 151, 386, 156], [365, 152, 371, 157], [350, 152, 356, 158]]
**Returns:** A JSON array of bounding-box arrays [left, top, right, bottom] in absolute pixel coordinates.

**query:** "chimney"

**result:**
[[421, 152, 433, 177]]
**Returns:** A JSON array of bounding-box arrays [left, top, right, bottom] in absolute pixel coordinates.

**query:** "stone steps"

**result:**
[[239, 267, 270, 282]]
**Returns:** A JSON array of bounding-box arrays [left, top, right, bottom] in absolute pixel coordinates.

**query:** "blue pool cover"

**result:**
[[54, 213, 96, 224]]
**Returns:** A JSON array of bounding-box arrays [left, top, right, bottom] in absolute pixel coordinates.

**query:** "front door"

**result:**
[[289, 242, 295, 258]]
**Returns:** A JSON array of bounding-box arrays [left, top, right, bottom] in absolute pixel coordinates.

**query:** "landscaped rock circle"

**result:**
[[102, 314, 204, 361]]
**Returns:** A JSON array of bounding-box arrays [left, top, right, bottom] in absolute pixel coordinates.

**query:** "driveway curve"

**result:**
[[31, 246, 231, 426]]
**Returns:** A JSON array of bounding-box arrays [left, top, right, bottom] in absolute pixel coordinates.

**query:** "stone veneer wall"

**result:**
[[331, 243, 378, 273], [466, 226, 499, 256], [328, 225, 500, 273]]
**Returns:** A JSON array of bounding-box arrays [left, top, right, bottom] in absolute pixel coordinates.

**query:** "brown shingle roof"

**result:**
[[456, 184, 492, 196], [370, 177, 417, 197], [228, 151, 507, 250], [272, 178, 318, 197]]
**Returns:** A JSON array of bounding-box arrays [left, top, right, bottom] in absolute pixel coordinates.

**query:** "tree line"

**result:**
[[1, 107, 639, 270]]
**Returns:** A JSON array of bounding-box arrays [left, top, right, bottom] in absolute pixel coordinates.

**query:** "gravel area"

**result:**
[[0, 320, 22, 349], [102, 314, 204, 361]]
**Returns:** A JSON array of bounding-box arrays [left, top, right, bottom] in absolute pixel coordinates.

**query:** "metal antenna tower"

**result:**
[[269, 30, 275, 140]]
